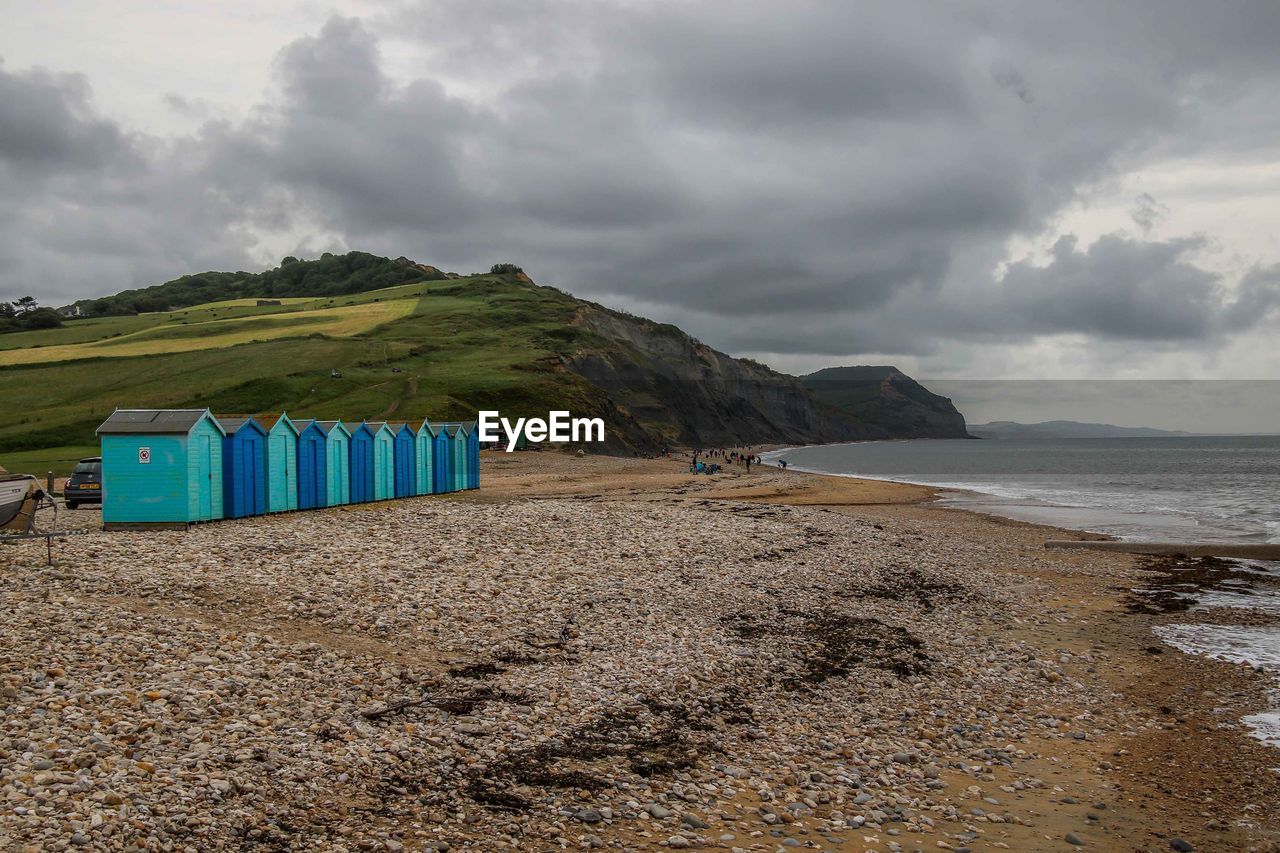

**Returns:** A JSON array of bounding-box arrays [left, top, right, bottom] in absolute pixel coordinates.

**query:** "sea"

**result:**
[[761, 435, 1280, 751]]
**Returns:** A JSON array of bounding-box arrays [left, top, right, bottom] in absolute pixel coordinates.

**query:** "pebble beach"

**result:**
[[2, 453, 1279, 851]]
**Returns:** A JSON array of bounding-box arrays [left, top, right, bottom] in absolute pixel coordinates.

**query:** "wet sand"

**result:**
[[2, 452, 1278, 851]]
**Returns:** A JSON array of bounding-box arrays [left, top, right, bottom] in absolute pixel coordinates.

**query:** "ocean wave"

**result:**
[[772, 441, 1280, 545]]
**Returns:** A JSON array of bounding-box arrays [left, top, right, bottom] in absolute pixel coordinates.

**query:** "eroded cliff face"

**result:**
[[562, 307, 886, 448]]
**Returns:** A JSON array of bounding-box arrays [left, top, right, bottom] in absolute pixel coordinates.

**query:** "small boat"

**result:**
[[1, 474, 41, 531]]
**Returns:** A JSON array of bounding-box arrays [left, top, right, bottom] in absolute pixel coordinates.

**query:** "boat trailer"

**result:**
[[0, 479, 75, 566]]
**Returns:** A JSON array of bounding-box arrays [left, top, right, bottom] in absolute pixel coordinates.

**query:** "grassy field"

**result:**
[[0, 300, 418, 366], [0, 273, 600, 475], [0, 445, 99, 478]]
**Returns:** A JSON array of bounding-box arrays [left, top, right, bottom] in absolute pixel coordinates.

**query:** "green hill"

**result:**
[[2, 253, 964, 474]]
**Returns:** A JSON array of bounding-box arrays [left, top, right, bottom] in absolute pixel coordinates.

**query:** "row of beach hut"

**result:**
[[95, 409, 479, 528]]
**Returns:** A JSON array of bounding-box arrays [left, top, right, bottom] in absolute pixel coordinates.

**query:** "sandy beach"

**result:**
[[2, 452, 1278, 852]]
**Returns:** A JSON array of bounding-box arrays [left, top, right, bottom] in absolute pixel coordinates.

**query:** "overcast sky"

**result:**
[[3, 0, 1280, 388]]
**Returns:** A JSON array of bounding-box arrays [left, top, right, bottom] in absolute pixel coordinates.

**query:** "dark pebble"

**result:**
[[1170, 840, 1193, 852], [1066, 832, 1085, 846]]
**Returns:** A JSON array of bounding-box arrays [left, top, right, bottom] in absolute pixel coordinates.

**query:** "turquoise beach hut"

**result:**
[[447, 423, 469, 492], [264, 413, 300, 514], [219, 416, 268, 518], [315, 420, 351, 506], [391, 422, 416, 498], [345, 421, 374, 504], [367, 421, 396, 501], [431, 422, 452, 493], [96, 408, 225, 527], [414, 420, 436, 495], [294, 419, 328, 510]]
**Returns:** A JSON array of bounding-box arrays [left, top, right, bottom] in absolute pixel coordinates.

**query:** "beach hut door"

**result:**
[[198, 435, 212, 519], [243, 443, 257, 511], [304, 440, 319, 507]]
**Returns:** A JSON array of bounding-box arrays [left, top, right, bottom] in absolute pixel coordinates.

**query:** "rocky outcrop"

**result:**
[[801, 366, 970, 439]]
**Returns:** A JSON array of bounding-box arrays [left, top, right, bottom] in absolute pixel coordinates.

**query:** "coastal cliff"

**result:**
[[801, 365, 970, 439], [562, 307, 887, 448]]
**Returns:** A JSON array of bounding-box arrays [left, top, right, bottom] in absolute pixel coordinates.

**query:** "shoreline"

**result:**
[[2, 452, 1278, 851], [762, 440, 1280, 546]]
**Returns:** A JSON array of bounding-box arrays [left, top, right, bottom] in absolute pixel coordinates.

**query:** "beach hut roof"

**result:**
[[261, 413, 300, 435], [314, 420, 351, 436], [97, 408, 224, 436], [390, 421, 414, 434], [217, 416, 267, 435], [366, 421, 395, 435], [418, 419, 440, 436]]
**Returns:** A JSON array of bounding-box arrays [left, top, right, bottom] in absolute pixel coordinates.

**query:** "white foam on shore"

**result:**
[[1197, 589, 1280, 615], [1155, 624, 1280, 751], [1154, 624, 1280, 670], [1243, 707, 1280, 750], [1268, 520, 1280, 544]]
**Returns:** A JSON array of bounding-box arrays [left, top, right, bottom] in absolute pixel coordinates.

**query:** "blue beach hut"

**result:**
[[315, 420, 351, 506], [345, 421, 375, 504], [414, 420, 436, 495], [294, 419, 328, 510], [219, 416, 267, 518], [464, 419, 479, 490], [391, 422, 416, 498], [96, 408, 226, 527], [431, 422, 452, 493], [367, 422, 396, 501], [264, 413, 300, 514]]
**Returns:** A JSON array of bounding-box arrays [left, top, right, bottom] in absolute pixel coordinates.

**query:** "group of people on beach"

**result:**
[[689, 446, 771, 475]]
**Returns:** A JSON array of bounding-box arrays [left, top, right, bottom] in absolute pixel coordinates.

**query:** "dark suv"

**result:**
[[65, 456, 102, 509]]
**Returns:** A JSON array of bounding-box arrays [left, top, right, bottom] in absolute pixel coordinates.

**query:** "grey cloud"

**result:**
[[992, 234, 1222, 340], [1225, 263, 1280, 330], [1130, 193, 1167, 236], [275, 17, 385, 117], [698, 232, 1280, 363], [621, 4, 971, 128], [162, 93, 215, 121], [973, 234, 1280, 341], [0, 61, 130, 172]]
